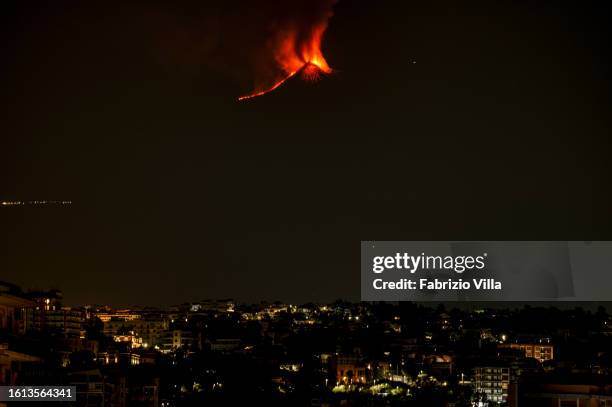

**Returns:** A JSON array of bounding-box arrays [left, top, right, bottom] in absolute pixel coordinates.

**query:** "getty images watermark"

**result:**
[[371, 251, 497, 291], [361, 241, 612, 302]]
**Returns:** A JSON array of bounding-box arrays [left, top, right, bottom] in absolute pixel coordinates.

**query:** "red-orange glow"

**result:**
[[238, 70, 299, 101], [301, 62, 326, 82], [238, 17, 333, 101]]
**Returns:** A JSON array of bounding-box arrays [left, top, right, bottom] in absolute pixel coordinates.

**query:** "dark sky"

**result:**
[[1, 0, 611, 307]]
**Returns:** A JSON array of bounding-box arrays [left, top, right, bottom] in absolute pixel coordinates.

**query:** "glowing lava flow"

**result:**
[[237, 61, 330, 101], [238, 70, 300, 101]]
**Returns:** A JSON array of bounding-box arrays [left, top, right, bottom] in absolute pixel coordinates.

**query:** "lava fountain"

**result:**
[[238, 4, 335, 101]]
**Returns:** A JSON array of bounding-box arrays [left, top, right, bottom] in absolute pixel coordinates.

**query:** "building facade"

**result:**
[[473, 366, 511, 404], [499, 343, 554, 363]]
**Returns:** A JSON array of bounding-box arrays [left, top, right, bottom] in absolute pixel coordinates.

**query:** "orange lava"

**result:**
[[301, 62, 326, 82], [238, 70, 299, 101], [238, 19, 333, 101], [238, 62, 329, 101]]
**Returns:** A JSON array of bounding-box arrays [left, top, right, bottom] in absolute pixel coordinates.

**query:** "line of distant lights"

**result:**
[[1, 200, 72, 207]]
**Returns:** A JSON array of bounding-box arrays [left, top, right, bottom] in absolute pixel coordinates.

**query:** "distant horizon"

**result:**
[[5, 277, 612, 312]]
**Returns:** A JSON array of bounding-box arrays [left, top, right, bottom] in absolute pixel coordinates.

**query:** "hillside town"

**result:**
[[1, 280, 612, 406]]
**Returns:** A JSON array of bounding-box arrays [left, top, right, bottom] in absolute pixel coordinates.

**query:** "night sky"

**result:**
[[1, 0, 611, 306]]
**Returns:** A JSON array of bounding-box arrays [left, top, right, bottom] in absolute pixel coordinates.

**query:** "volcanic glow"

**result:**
[[238, 13, 334, 101]]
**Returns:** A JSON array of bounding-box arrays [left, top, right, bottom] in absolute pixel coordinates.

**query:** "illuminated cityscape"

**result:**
[[2, 281, 612, 406]]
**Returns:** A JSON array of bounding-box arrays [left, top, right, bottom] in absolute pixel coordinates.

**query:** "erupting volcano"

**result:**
[[238, 1, 336, 101], [238, 62, 331, 101]]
